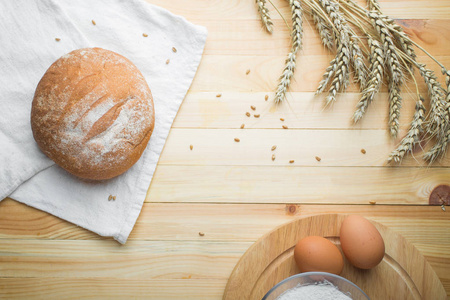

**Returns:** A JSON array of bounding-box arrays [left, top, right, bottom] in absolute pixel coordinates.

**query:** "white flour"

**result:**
[[275, 281, 353, 300]]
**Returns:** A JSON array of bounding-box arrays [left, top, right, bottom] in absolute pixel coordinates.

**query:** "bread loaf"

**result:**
[[31, 47, 155, 180]]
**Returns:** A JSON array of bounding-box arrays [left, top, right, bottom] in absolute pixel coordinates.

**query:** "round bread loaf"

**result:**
[[31, 47, 155, 180]]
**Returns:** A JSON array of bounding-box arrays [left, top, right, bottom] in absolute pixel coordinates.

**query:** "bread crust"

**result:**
[[31, 48, 155, 180]]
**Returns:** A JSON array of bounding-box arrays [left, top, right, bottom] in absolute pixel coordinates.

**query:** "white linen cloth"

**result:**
[[0, 0, 207, 243]]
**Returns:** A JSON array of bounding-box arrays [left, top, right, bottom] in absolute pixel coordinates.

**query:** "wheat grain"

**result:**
[[388, 96, 426, 163], [353, 38, 384, 122], [312, 10, 334, 51], [418, 64, 447, 136], [256, 0, 274, 33], [275, 0, 303, 103]]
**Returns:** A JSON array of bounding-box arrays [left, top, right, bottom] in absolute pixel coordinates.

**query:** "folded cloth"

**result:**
[[0, 0, 207, 243]]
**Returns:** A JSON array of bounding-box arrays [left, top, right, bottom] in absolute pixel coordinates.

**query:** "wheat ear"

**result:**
[[388, 96, 426, 163], [368, 12, 404, 136], [317, 0, 351, 104], [255, 0, 274, 33], [349, 36, 367, 89], [312, 11, 334, 51], [367, 0, 381, 11], [316, 58, 338, 94], [363, 0, 417, 69], [353, 38, 384, 122], [388, 80, 402, 138], [418, 64, 447, 136], [275, 0, 303, 103], [380, 15, 417, 69], [423, 70, 450, 161]]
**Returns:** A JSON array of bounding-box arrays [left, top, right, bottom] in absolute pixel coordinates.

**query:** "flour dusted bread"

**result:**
[[31, 48, 155, 180]]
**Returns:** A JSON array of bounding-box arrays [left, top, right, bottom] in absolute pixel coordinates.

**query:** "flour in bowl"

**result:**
[[275, 281, 352, 300]]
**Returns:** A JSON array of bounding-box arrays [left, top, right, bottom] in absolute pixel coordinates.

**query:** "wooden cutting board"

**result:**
[[223, 214, 447, 300]]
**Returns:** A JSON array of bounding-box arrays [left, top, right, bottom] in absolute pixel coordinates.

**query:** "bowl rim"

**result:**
[[261, 271, 370, 300]]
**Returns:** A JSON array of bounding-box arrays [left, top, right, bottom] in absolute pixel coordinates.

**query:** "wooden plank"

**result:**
[[1, 199, 448, 244], [0, 239, 250, 279], [189, 55, 450, 93], [198, 19, 450, 56], [148, 166, 450, 203], [0, 201, 449, 296], [0, 278, 226, 300], [143, 0, 450, 20], [159, 129, 450, 167], [173, 92, 418, 130]]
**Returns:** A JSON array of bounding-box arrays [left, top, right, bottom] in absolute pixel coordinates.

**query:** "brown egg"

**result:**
[[340, 215, 385, 269], [293, 236, 344, 275]]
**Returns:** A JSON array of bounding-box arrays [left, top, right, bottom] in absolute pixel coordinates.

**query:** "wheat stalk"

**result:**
[[312, 11, 334, 51], [275, 0, 303, 103], [255, 0, 274, 33], [388, 96, 426, 163], [418, 64, 447, 136], [424, 69, 450, 161], [353, 38, 384, 122]]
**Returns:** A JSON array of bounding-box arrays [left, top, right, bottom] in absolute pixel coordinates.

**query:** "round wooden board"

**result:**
[[223, 214, 447, 300]]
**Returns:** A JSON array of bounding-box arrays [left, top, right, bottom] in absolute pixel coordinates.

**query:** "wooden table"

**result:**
[[1, 0, 450, 298]]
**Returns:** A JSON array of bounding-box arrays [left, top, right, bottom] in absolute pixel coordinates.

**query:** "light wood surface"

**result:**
[[223, 214, 447, 300], [1, 0, 450, 299]]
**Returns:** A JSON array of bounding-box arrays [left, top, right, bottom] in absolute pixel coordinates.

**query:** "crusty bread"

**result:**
[[31, 47, 155, 180]]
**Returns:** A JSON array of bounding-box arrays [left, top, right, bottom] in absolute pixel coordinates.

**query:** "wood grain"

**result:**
[[159, 129, 450, 167], [189, 55, 450, 93], [173, 92, 418, 130], [198, 19, 450, 56], [1, 200, 449, 296], [0, 278, 226, 300], [147, 166, 450, 203], [2, 0, 450, 299], [143, 0, 450, 20]]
